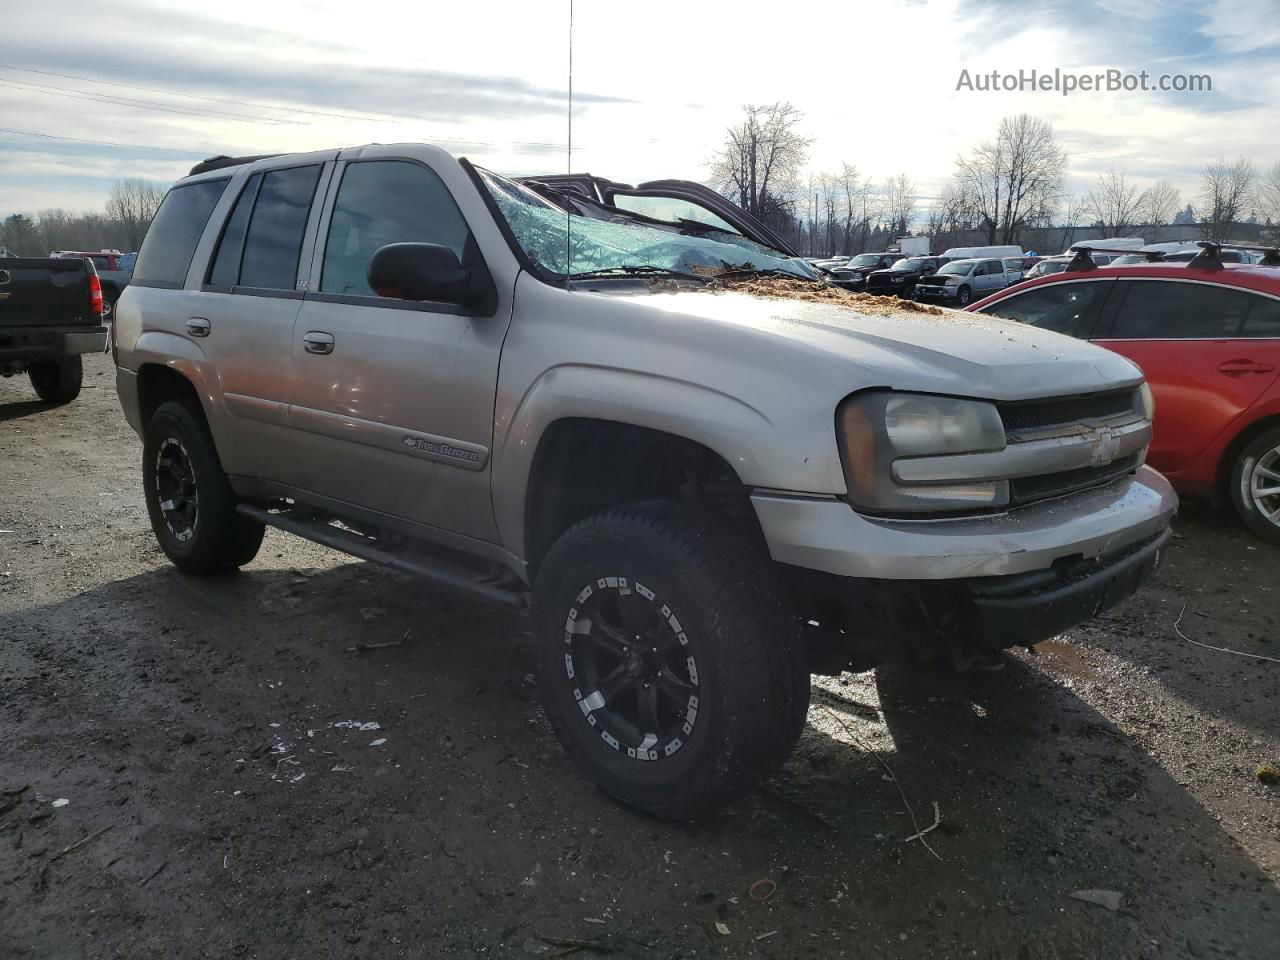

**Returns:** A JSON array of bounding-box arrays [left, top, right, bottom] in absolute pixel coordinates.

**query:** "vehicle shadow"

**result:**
[[0, 398, 52, 422], [1, 562, 1276, 959]]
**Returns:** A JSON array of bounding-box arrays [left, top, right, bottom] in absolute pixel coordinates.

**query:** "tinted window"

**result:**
[[89, 255, 110, 270], [240, 165, 321, 290], [132, 178, 228, 286], [1109, 281, 1251, 339], [321, 160, 472, 298], [979, 280, 1111, 338], [208, 173, 262, 287], [1244, 295, 1280, 337]]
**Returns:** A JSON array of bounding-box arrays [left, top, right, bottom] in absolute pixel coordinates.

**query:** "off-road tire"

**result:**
[[142, 400, 264, 574], [532, 501, 810, 820], [28, 356, 83, 404], [1230, 424, 1280, 545], [956, 285, 973, 306]]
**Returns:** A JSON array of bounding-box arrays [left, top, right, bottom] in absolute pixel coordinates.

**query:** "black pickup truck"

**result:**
[[0, 257, 106, 404]]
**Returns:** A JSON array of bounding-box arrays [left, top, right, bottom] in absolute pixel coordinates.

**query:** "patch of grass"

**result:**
[[1257, 762, 1280, 785]]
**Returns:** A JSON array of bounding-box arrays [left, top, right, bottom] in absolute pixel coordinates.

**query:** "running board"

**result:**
[[236, 504, 529, 611]]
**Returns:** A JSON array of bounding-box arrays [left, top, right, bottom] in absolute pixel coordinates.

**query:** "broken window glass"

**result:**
[[477, 169, 814, 282]]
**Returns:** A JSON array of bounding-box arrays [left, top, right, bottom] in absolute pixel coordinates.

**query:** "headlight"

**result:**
[[891, 276, 904, 284], [838, 392, 1008, 513], [1137, 382, 1155, 420], [944, 276, 960, 286]]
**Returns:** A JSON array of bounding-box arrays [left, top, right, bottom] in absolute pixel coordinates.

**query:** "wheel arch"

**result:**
[[519, 417, 766, 582]]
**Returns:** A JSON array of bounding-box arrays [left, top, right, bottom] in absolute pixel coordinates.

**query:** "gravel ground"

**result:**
[[1, 353, 1277, 960]]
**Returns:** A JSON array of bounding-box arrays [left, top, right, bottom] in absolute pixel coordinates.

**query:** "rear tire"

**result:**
[[532, 502, 810, 820], [142, 400, 265, 574], [28, 356, 82, 404], [1230, 425, 1280, 545]]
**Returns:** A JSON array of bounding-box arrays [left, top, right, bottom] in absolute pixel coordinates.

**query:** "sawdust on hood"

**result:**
[[685, 273, 947, 316]]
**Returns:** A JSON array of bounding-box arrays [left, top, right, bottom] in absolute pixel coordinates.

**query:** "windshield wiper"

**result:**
[[570, 265, 710, 282]]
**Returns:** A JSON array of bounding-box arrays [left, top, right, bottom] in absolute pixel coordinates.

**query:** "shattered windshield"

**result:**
[[477, 168, 815, 282], [938, 261, 975, 276]]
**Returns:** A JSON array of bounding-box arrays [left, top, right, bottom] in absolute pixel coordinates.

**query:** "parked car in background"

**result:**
[[50, 249, 136, 319], [1025, 250, 1120, 279], [970, 244, 1280, 543], [915, 257, 1014, 306], [1002, 256, 1027, 283], [113, 143, 1174, 818], [0, 255, 106, 403], [865, 255, 948, 297], [827, 252, 901, 291]]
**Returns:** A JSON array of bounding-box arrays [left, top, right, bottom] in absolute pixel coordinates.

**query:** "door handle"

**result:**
[[1217, 359, 1275, 376], [302, 331, 335, 355], [186, 317, 210, 338]]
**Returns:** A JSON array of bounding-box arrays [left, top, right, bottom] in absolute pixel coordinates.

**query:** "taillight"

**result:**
[[88, 271, 104, 321]]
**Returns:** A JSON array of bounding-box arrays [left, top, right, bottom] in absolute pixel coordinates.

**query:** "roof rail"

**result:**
[[1204, 240, 1280, 267], [1073, 246, 1165, 261], [1064, 247, 1099, 272], [188, 154, 285, 176]]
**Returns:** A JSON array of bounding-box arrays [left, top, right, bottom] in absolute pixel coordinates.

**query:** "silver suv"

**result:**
[[915, 257, 1014, 306], [114, 144, 1176, 820]]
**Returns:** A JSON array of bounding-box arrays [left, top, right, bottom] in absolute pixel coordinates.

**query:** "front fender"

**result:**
[[491, 362, 842, 559]]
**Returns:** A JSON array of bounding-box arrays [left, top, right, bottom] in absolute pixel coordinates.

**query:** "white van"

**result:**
[[1062, 237, 1145, 255], [939, 244, 1023, 261]]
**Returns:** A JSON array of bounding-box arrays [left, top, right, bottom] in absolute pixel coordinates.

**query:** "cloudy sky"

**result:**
[[2, 0, 1277, 218]]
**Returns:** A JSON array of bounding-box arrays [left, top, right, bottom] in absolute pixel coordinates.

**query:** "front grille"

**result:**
[[999, 389, 1137, 435], [1009, 452, 1140, 506]]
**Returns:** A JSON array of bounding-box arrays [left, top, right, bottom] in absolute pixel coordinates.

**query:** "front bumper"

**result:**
[[913, 285, 958, 301], [752, 465, 1176, 580], [758, 467, 1176, 661]]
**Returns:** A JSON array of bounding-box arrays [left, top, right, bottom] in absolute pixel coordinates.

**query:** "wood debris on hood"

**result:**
[[687, 273, 947, 315]]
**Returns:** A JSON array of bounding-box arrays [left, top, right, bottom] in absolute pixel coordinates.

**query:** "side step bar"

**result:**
[[236, 504, 530, 611]]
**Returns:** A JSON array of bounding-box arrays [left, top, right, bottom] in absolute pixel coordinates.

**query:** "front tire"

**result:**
[[956, 285, 973, 306], [532, 502, 810, 820], [28, 356, 82, 404], [1230, 425, 1280, 545], [142, 400, 265, 574]]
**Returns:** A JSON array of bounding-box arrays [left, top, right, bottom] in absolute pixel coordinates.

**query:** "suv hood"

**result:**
[[638, 289, 1143, 401]]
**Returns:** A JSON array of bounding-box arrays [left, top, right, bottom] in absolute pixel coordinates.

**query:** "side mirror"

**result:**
[[367, 242, 484, 308]]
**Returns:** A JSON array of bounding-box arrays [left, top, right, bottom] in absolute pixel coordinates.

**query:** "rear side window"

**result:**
[[131, 178, 229, 287], [320, 160, 472, 298], [979, 280, 1112, 338], [208, 173, 262, 287], [1243, 295, 1280, 337], [239, 165, 322, 290], [1109, 281, 1251, 339]]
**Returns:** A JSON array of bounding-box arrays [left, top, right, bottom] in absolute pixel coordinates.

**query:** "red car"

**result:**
[[969, 245, 1280, 543]]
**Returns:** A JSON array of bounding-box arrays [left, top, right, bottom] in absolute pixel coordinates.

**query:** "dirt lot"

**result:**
[[1, 353, 1278, 960]]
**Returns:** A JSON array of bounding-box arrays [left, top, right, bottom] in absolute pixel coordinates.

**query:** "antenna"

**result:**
[[565, 0, 573, 287]]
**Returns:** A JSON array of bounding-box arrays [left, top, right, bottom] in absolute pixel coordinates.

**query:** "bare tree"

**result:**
[[709, 103, 812, 234], [923, 183, 975, 253], [106, 178, 166, 250], [882, 173, 916, 239], [1257, 161, 1280, 242], [1057, 193, 1089, 249], [1198, 156, 1255, 241], [1085, 168, 1145, 236], [1138, 179, 1181, 228], [954, 114, 1068, 245]]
